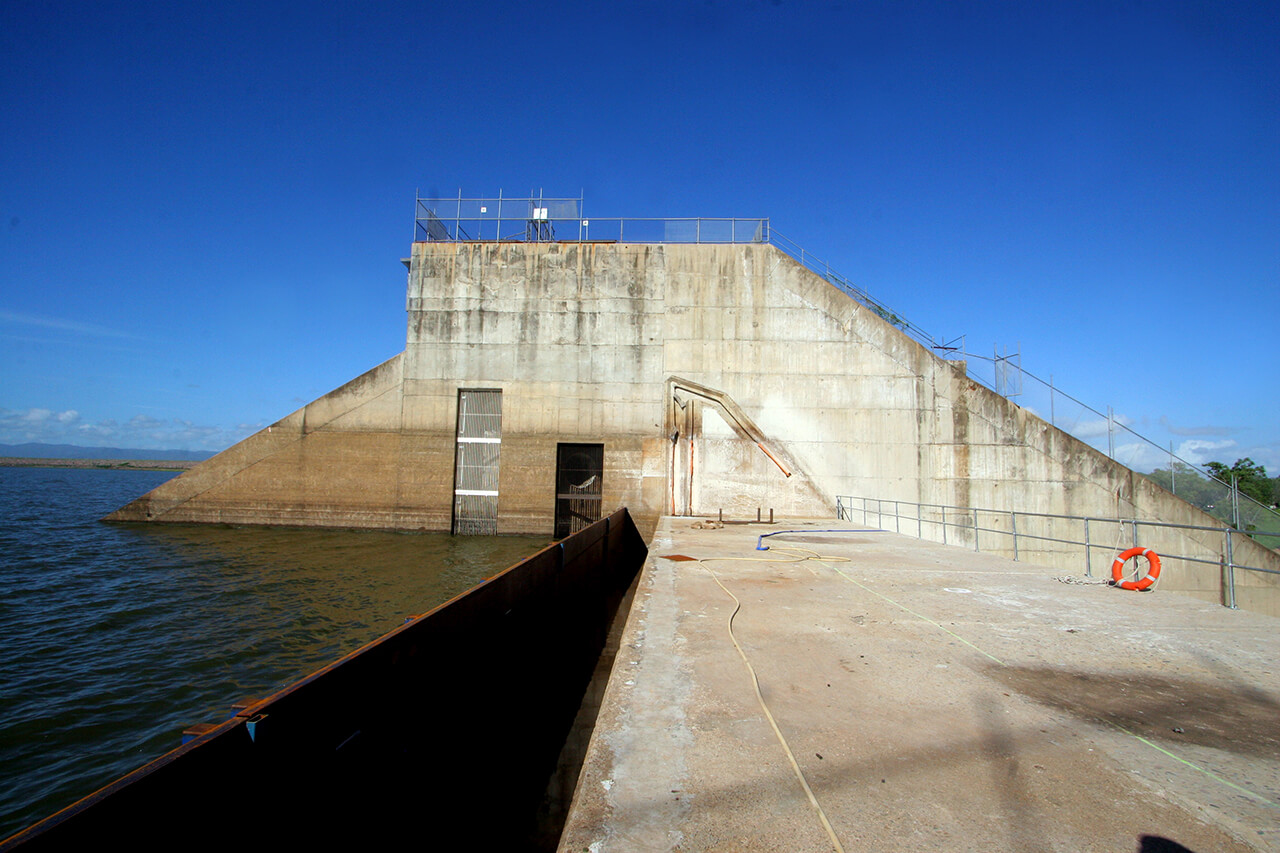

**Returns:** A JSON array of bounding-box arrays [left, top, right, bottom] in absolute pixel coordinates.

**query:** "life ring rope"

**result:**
[[1111, 547, 1161, 591]]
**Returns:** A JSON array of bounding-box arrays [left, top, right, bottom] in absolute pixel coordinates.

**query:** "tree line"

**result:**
[[1145, 457, 1280, 534]]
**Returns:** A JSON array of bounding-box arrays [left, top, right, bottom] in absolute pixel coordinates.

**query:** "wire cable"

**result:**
[[697, 556, 847, 853]]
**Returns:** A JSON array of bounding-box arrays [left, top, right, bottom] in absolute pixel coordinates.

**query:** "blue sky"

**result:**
[[2, 1, 1276, 473]]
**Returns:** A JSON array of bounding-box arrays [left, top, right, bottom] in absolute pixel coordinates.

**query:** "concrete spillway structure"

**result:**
[[109, 231, 1280, 613]]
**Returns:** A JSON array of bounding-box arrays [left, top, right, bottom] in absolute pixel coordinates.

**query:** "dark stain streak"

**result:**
[[989, 665, 1280, 760]]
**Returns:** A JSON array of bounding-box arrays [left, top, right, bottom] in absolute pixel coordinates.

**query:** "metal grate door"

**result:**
[[452, 389, 502, 535], [555, 443, 603, 538]]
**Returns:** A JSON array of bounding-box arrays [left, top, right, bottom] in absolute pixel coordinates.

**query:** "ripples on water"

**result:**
[[0, 466, 549, 839]]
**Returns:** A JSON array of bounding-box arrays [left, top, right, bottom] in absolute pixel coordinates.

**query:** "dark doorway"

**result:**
[[555, 444, 603, 538]]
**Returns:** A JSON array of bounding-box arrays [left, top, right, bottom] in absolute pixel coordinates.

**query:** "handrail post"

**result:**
[[942, 506, 947, 545], [973, 507, 980, 551], [895, 500, 900, 533], [1084, 518, 1091, 577], [1011, 511, 1019, 561], [1225, 528, 1238, 610]]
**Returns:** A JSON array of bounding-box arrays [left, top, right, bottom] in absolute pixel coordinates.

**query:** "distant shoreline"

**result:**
[[0, 457, 198, 472]]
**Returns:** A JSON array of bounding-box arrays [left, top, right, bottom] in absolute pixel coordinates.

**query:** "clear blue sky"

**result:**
[[2, 1, 1276, 473]]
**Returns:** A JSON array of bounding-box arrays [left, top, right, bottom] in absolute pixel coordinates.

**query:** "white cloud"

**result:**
[[128, 414, 166, 429], [1175, 439, 1238, 466], [1113, 443, 1169, 472], [0, 310, 134, 339], [1064, 414, 1134, 439], [0, 406, 246, 452]]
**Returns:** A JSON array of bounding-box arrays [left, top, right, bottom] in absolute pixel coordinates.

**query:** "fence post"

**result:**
[[1050, 374, 1055, 427], [1231, 476, 1240, 531], [1225, 528, 1238, 610], [895, 500, 900, 533], [942, 506, 947, 545], [1107, 406, 1115, 459], [973, 507, 980, 551], [1011, 511, 1019, 561], [917, 504, 923, 538], [1084, 518, 1091, 577]]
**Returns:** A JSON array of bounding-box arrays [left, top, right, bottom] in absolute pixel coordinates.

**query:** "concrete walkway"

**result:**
[[559, 517, 1280, 853]]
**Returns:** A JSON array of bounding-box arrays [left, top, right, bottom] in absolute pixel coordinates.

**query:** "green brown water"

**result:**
[[0, 466, 549, 839]]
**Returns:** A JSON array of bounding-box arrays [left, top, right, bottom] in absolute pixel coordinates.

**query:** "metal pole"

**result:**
[[1226, 528, 1238, 609], [1170, 441, 1176, 494], [1012, 511, 1019, 561], [1084, 518, 1092, 577], [1107, 406, 1115, 459], [942, 506, 947, 545], [917, 504, 923, 538], [1231, 475, 1240, 531], [1050, 374, 1055, 427], [895, 500, 900, 533], [973, 507, 980, 551]]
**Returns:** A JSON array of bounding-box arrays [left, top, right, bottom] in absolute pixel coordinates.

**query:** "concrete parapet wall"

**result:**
[[110, 241, 1280, 614]]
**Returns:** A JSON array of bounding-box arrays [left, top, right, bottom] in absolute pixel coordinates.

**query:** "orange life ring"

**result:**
[[1111, 547, 1161, 591]]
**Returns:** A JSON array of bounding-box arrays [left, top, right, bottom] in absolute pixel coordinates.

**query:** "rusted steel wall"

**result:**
[[2, 509, 647, 851]]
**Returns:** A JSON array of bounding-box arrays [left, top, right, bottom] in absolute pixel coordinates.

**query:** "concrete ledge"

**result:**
[[561, 517, 1280, 852]]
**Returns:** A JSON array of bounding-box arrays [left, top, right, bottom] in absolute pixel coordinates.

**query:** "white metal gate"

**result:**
[[452, 389, 502, 535]]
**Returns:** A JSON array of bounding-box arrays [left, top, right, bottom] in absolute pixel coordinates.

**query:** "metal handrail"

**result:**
[[836, 495, 1280, 610]]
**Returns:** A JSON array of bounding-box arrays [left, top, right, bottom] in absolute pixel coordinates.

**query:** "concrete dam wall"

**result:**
[[109, 240, 1280, 612]]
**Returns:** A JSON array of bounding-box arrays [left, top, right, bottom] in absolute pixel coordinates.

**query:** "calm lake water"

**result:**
[[0, 466, 549, 839]]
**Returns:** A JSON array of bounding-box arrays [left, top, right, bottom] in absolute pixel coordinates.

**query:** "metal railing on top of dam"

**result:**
[[414, 194, 769, 247], [413, 194, 940, 352], [837, 495, 1279, 611]]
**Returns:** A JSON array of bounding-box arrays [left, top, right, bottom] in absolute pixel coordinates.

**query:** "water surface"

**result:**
[[0, 466, 547, 839]]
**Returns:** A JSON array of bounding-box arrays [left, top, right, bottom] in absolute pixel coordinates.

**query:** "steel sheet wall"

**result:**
[[3, 510, 648, 851]]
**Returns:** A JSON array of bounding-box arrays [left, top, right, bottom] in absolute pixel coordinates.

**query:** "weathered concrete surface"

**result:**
[[560, 518, 1280, 852], [108, 241, 1280, 613]]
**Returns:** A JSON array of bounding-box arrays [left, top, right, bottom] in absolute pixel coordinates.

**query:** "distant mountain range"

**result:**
[[0, 442, 215, 461]]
